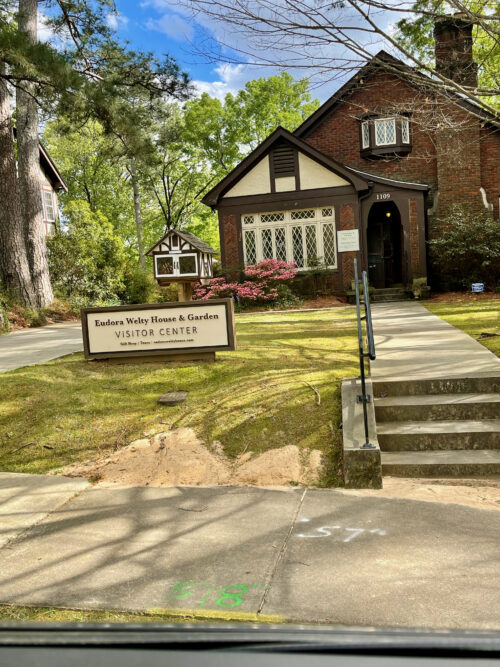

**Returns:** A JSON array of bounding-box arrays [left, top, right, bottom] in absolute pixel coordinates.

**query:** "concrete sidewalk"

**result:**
[[370, 302, 500, 380], [0, 473, 499, 629], [0, 322, 82, 373]]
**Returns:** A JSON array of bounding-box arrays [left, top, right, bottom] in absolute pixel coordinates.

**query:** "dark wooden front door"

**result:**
[[367, 216, 402, 288]]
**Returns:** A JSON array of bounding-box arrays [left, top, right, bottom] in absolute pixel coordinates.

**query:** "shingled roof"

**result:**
[[145, 229, 217, 256]]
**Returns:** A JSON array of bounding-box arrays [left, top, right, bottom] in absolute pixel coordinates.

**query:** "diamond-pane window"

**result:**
[[361, 121, 370, 149], [261, 228, 273, 259], [305, 226, 317, 264], [292, 226, 304, 267], [322, 223, 336, 266], [275, 228, 287, 262], [291, 209, 315, 220], [243, 215, 254, 225], [321, 208, 333, 218], [261, 212, 284, 223], [375, 118, 396, 146], [401, 118, 410, 143], [244, 230, 256, 264]]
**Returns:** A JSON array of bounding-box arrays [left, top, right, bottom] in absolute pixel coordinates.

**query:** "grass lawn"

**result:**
[[424, 298, 500, 357], [0, 605, 196, 624], [0, 604, 279, 624], [0, 308, 358, 485]]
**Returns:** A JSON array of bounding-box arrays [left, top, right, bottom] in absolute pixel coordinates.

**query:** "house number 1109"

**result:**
[[376, 193, 391, 200]]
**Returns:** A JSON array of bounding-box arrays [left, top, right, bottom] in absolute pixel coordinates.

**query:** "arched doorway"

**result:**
[[366, 201, 403, 288]]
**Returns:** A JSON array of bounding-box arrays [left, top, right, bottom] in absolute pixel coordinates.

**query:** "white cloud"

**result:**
[[106, 12, 129, 32], [145, 13, 194, 40], [193, 63, 263, 100], [37, 12, 57, 43]]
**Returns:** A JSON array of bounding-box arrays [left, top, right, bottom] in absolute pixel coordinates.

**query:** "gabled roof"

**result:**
[[202, 126, 370, 207], [13, 129, 68, 191], [294, 50, 499, 138], [145, 229, 217, 257], [39, 142, 68, 192]]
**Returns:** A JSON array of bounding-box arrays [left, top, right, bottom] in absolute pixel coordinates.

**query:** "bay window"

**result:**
[[374, 118, 396, 146], [360, 115, 412, 157]]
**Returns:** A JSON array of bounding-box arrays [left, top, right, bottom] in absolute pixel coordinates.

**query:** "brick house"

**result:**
[[203, 16, 499, 293]]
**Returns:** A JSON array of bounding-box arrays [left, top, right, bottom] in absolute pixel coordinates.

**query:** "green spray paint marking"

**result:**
[[171, 582, 260, 608]]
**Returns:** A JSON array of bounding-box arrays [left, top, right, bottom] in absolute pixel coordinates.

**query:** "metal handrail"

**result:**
[[353, 258, 376, 449]]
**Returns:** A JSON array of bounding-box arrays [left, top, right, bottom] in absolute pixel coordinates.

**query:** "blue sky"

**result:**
[[106, 0, 393, 103], [109, 0, 281, 100]]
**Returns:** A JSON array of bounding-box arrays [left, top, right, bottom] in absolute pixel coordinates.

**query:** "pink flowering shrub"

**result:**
[[243, 259, 297, 283], [193, 259, 299, 309]]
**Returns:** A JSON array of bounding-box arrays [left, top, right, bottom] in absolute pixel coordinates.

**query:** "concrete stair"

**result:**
[[370, 287, 412, 303], [373, 376, 500, 477]]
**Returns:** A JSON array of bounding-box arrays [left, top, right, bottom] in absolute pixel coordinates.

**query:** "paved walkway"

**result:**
[[0, 473, 499, 629], [370, 302, 500, 380], [0, 323, 82, 373]]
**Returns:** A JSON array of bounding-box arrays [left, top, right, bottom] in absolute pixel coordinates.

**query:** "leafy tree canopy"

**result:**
[[395, 0, 500, 108]]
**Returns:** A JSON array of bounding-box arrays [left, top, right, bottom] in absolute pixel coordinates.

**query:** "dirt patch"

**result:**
[[339, 476, 500, 512], [6, 303, 78, 332], [428, 291, 499, 302], [57, 428, 325, 488], [243, 296, 348, 313]]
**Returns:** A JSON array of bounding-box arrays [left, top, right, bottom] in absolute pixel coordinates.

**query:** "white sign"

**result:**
[[82, 299, 235, 359], [337, 229, 360, 252]]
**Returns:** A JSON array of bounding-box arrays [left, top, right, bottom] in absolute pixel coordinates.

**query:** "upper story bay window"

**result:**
[[242, 207, 337, 270], [360, 114, 412, 158], [374, 118, 396, 146]]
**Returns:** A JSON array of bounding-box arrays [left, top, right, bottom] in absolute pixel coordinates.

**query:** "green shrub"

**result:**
[[428, 205, 500, 290], [411, 277, 430, 300], [120, 265, 158, 304], [48, 200, 127, 305], [0, 299, 8, 333]]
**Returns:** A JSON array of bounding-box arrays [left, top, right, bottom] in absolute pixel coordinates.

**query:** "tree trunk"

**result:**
[[16, 0, 53, 308], [129, 158, 146, 267], [0, 63, 37, 308]]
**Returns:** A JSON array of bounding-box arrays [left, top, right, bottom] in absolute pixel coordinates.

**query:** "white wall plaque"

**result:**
[[82, 299, 235, 360], [337, 229, 360, 252]]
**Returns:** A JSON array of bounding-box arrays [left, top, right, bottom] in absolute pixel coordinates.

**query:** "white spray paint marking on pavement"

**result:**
[[296, 521, 387, 541]]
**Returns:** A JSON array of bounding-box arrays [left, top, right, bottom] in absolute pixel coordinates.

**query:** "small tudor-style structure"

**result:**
[[203, 16, 499, 294], [146, 229, 217, 286]]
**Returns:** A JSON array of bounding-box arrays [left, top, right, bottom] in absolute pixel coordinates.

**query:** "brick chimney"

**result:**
[[434, 13, 478, 87]]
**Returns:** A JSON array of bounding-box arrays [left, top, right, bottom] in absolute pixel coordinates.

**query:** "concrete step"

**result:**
[[377, 419, 500, 451], [375, 393, 500, 422], [371, 291, 412, 303], [381, 449, 500, 477], [373, 375, 500, 397]]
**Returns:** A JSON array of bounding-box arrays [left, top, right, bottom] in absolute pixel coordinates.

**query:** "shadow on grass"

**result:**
[[0, 310, 359, 483]]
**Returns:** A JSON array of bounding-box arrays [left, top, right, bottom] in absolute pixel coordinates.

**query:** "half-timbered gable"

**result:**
[[146, 230, 217, 285]]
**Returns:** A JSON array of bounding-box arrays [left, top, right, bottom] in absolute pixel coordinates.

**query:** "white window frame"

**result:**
[[155, 253, 198, 278], [361, 121, 370, 149], [374, 117, 396, 146], [401, 117, 410, 144], [242, 207, 337, 270], [42, 189, 56, 222]]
